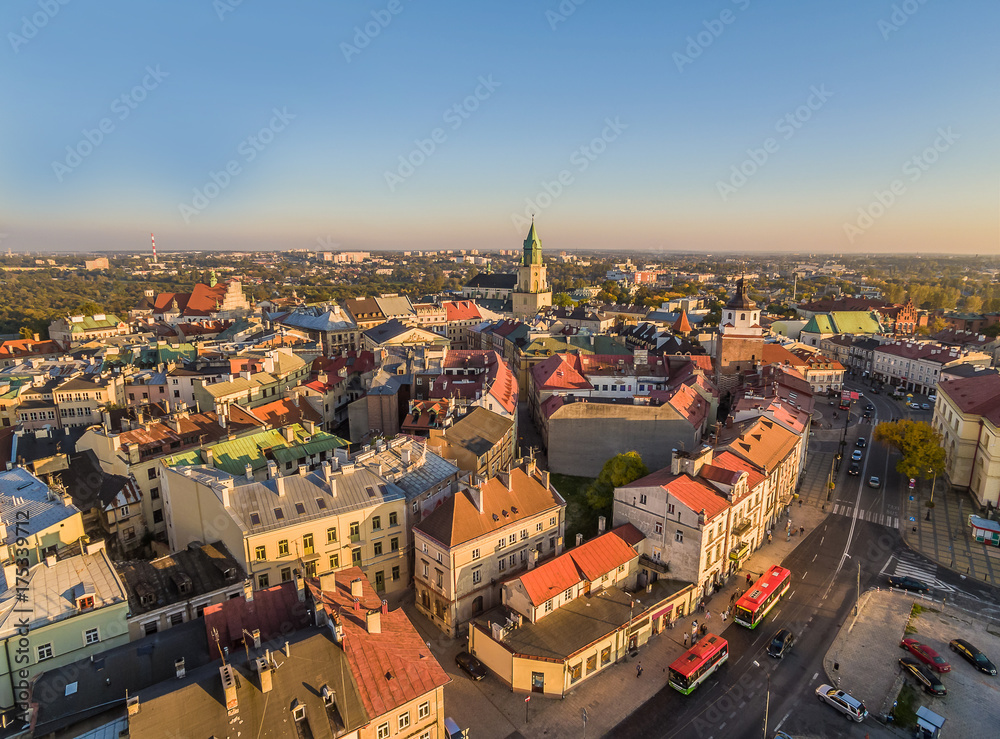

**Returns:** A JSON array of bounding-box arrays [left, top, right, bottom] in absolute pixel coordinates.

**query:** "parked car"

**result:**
[[851, 450, 863, 461], [848, 462, 861, 476], [868, 476, 881, 489], [455, 651, 488, 680], [928, 394, 937, 401], [856, 437, 867, 448], [899, 656, 947, 695], [888, 576, 929, 593], [949, 639, 997, 675], [921, 403, 930, 410], [900, 639, 951, 673], [767, 628, 795, 658], [815, 684, 868, 722]]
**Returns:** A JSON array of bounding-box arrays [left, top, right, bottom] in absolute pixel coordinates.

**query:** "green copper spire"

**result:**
[[523, 218, 542, 266]]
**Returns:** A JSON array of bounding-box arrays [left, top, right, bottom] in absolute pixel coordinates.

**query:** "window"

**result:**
[[249, 512, 261, 526], [372, 516, 381, 531], [675, 530, 684, 543], [472, 548, 480, 560], [654, 521, 663, 535], [327, 527, 337, 543], [255, 545, 266, 561], [392, 565, 400, 581], [521, 529, 528, 540], [329, 553, 340, 569], [435, 569, 443, 588], [279, 567, 291, 582], [550, 517, 556, 526], [374, 541, 383, 556], [350, 522, 360, 543], [472, 569, 481, 584], [667, 503, 675, 515], [508, 533, 516, 545], [143, 621, 158, 636], [498, 537, 506, 549], [398, 711, 410, 730], [498, 558, 506, 572], [601, 645, 612, 665], [147, 468, 157, 480], [150, 487, 160, 500], [536, 522, 543, 532], [258, 573, 269, 589], [375, 571, 385, 592], [639, 494, 647, 506], [545, 599, 553, 612], [377, 723, 390, 739], [352, 548, 362, 566], [169, 613, 184, 626], [586, 653, 598, 673], [278, 540, 289, 556], [564, 587, 573, 600], [303, 533, 314, 555], [153, 510, 163, 524], [84, 628, 100, 645], [418, 701, 430, 720], [274, 508, 285, 520], [390, 537, 399, 552], [389, 511, 398, 527], [569, 662, 582, 682]]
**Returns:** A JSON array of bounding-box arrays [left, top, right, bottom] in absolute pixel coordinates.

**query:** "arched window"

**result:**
[[741, 313, 746, 321]]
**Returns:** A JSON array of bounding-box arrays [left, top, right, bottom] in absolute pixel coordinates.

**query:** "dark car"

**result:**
[[900, 639, 951, 673], [866, 403, 875, 412], [848, 462, 861, 476], [899, 657, 947, 695], [888, 576, 929, 593], [950, 639, 998, 675], [856, 437, 867, 448], [455, 651, 487, 680], [870, 387, 880, 394], [767, 628, 795, 658]]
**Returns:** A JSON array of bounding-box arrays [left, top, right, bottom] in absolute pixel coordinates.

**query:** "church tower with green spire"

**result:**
[[513, 218, 552, 318]]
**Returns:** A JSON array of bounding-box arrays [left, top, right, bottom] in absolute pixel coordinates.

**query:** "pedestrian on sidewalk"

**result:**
[[705, 611, 711, 623], [800, 526, 804, 536], [746, 572, 752, 585], [683, 633, 689, 647], [721, 610, 727, 623], [636, 663, 643, 678], [767, 533, 772, 544]]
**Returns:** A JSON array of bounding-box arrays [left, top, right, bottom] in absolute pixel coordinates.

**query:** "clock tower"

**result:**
[[715, 277, 765, 393], [513, 219, 552, 318]]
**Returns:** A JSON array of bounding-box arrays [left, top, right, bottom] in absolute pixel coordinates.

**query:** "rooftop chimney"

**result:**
[[174, 657, 186, 679], [252, 628, 261, 648], [256, 656, 273, 693], [275, 473, 286, 497], [294, 569, 305, 602], [245, 462, 254, 480], [466, 484, 485, 514], [365, 608, 381, 634], [267, 460, 278, 479], [598, 516, 606, 535], [575, 533, 583, 547], [350, 578, 364, 599], [244, 580, 254, 601], [220, 665, 238, 713]]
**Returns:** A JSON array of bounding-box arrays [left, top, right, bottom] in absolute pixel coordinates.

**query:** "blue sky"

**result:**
[[1, 0, 997, 253]]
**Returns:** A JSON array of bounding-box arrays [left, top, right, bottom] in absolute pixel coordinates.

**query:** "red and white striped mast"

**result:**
[[151, 232, 157, 263]]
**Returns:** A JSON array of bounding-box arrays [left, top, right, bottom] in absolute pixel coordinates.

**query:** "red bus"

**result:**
[[668, 633, 729, 694], [734, 565, 791, 629]]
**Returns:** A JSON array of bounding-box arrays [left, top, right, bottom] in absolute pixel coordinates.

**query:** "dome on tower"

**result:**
[[725, 277, 756, 311]]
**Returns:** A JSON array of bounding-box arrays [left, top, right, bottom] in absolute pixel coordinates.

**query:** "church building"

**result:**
[[512, 220, 552, 319]]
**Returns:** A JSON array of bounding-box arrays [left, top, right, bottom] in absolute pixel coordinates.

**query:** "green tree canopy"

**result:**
[[552, 292, 574, 308], [585, 451, 649, 511], [872, 419, 946, 480]]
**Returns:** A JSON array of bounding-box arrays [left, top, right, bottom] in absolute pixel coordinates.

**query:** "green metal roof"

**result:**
[[802, 314, 835, 335], [829, 311, 881, 335], [271, 433, 347, 464], [68, 314, 123, 333]]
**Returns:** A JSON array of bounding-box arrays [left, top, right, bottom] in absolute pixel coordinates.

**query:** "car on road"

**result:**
[[949, 639, 998, 675], [848, 462, 861, 476], [928, 393, 936, 401], [856, 437, 867, 448], [921, 403, 930, 410], [815, 684, 868, 722], [888, 575, 929, 593], [868, 476, 881, 488], [455, 651, 488, 680], [870, 387, 880, 394], [851, 450, 863, 461], [900, 639, 951, 673], [767, 628, 795, 658], [862, 411, 873, 421], [899, 656, 947, 695], [865, 403, 875, 412]]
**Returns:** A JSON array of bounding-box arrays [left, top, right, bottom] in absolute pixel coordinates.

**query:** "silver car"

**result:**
[[815, 684, 868, 722]]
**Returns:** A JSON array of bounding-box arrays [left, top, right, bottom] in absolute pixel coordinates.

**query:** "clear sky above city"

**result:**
[[1, 0, 997, 254]]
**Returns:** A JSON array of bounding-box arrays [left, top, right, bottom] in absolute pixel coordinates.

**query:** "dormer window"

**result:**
[[291, 700, 306, 722]]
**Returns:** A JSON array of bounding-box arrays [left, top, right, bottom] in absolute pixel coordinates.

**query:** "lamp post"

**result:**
[[752, 660, 770, 739], [626, 598, 642, 658], [845, 554, 861, 616]]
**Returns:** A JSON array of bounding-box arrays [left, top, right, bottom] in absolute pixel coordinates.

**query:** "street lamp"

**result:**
[[626, 597, 642, 658], [752, 660, 770, 739], [844, 554, 861, 616]]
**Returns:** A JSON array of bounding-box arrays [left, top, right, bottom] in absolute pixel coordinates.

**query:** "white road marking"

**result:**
[[811, 672, 819, 680], [812, 554, 817, 562], [820, 536, 824, 545]]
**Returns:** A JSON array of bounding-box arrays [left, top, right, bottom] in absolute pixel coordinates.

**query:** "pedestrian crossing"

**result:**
[[831, 503, 900, 528], [882, 551, 956, 593]]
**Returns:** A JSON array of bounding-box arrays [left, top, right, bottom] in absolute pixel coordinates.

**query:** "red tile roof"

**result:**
[[711, 450, 767, 491], [252, 397, 323, 428], [514, 527, 641, 607], [204, 582, 311, 659], [443, 300, 482, 322], [309, 568, 449, 717], [531, 354, 591, 391], [625, 470, 729, 521], [940, 373, 1000, 424]]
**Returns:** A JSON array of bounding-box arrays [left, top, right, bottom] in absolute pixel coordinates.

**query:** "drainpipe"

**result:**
[[967, 419, 985, 492]]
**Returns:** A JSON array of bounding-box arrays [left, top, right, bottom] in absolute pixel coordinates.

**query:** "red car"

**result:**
[[900, 639, 951, 673]]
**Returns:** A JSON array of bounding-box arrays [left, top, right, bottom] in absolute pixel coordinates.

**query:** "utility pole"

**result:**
[[855, 560, 861, 616]]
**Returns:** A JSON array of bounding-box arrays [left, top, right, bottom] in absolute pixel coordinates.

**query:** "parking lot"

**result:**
[[825, 589, 1000, 739]]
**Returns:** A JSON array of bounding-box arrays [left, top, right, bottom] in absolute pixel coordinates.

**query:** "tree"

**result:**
[[18, 326, 33, 340], [585, 451, 649, 511], [872, 419, 946, 481], [552, 292, 574, 308]]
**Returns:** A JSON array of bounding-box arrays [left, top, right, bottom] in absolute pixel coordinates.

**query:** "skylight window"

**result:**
[[316, 498, 327, 509], [294, 502, 306, 515], [249, 512, 261, 526], [274, 508, 284, 520]]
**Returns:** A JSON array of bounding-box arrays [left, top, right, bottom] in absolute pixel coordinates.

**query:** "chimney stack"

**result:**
[[174, 658, 186, 679], [244, 580, 254, 601], [267, 460, 278, 479], [252, 628, 261, 648], [598, 516, 606, 535], [365, 608, 381, 634], [575, 533, 583, 547], [466, 484, 485, 514], [350, 578, 364, 599], [245, 462, 254, 480], [275, 473, 286, 497], [220, 665, 238, 713]]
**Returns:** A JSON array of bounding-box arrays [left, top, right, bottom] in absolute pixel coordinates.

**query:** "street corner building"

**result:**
[[467, 524, 695, 697]]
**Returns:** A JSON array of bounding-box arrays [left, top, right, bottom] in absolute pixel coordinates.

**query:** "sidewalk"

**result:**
[[406, 503, 829, 739], [901, 478, 1000, 588]]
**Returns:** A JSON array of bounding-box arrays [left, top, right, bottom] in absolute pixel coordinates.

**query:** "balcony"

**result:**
[[729, 543, 750, 562], [732, 519, 752, 537], [639, 554, 669, 575]]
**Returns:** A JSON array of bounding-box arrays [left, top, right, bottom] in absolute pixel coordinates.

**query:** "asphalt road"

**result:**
[[611, 381, 999, 739]]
